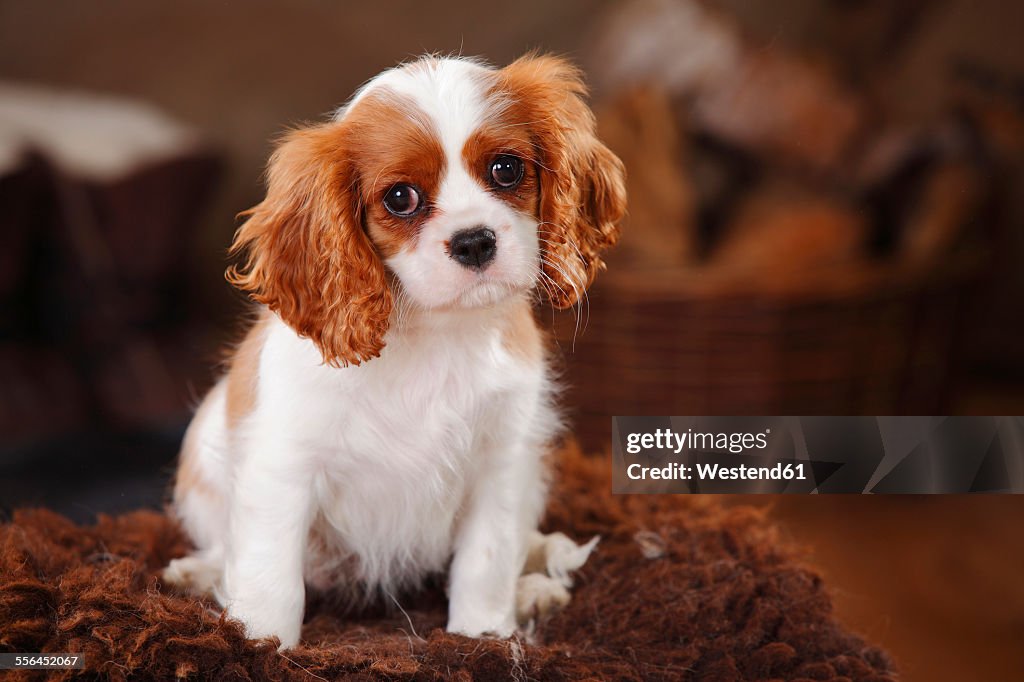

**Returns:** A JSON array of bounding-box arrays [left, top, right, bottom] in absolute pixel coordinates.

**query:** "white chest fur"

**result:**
[[233, 301, 552, 596]]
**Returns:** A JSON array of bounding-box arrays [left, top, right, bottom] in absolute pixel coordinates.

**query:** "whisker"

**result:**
[[536, 236, 588, 330], [534, 270, 561, 331], [540, 254, 584, 349], [537, 228, 592, 335]]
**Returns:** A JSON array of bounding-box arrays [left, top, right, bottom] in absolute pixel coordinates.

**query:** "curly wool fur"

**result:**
[[0, 443, 896, 681]]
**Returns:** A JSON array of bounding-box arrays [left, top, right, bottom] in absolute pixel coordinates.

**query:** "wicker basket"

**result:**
[[552, 254, 981, 452]]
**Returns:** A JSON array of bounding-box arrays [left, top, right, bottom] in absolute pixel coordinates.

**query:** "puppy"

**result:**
[[163, 54, 625, 649]]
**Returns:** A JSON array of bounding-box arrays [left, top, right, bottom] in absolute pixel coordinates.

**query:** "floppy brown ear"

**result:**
[[496, 54, 627, 308], [226, 123, 391, 367]]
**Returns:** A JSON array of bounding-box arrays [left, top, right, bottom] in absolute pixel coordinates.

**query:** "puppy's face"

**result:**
[[228, 55, 626, 366], [349, 64, 543, 311]]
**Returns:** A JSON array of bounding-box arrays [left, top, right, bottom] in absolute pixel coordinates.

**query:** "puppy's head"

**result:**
[[228, 54, 626, 367]]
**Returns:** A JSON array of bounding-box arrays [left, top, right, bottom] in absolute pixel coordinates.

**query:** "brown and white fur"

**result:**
[[163, 54, 625, 649]]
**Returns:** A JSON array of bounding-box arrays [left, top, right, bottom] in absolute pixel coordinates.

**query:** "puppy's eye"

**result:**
[[383, 184, 422, 216], [490, 156, 523, 188]]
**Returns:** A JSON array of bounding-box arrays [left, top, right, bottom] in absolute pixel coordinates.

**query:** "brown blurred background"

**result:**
[[1, 1, 1022, 680]]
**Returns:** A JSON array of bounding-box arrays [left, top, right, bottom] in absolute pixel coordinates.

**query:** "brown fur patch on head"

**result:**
[[490, 54, 627, 308], [350, 91, 447, 259], [461, 119, 540, 216]]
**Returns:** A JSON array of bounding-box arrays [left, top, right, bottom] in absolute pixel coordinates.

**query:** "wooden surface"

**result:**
[[732, 384, 1024, 682], [762, 495, 1024, 682]]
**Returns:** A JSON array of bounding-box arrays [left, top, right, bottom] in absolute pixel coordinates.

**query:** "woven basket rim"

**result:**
[[599, 248, 984, 302]]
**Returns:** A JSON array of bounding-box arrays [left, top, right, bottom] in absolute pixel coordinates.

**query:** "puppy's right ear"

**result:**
[[226, 123, 392, 367], [495, 54, 626, 309]]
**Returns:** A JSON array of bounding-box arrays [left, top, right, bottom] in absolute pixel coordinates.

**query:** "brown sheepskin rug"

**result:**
[[1, 443, 896, 681]]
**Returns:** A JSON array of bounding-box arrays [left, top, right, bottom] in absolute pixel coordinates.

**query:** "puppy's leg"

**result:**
[[164, 383, 233, 599], [447, 441, 541, 638], [446, 492, 521, 636], [221, 432, 314, 650]]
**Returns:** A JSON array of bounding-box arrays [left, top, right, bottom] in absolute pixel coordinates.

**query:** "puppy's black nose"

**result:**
[[449, 227, 497, 269]]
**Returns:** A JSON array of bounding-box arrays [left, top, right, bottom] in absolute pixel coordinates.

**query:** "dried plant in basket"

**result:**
[[709, 180, 868, 290], [596, 87, 697, 267]]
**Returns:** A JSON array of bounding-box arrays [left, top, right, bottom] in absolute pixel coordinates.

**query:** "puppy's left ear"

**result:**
[[496, 54, 627, 308], [227, 122, 391, 367]]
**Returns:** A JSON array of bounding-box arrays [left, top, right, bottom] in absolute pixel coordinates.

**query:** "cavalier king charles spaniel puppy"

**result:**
[[163, 53, 626, 649]]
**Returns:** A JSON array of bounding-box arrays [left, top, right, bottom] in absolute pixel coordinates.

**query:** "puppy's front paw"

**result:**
[[515, 573, 570, 626], [225, 597, 303, 650], [446, 610, 516, 639]]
